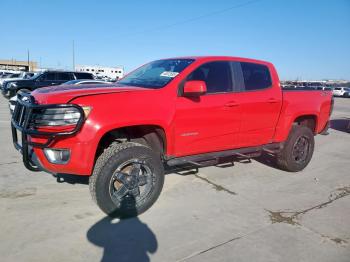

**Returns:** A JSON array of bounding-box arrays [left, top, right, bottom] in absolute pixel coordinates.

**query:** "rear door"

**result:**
[[173, 61, 242, 156], [234, 62, 282, 147]]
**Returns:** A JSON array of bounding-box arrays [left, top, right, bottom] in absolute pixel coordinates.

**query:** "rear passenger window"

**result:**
[[187, 61, 232, 94], [241, 62, 272, 91], [75, 73, 94, 79]]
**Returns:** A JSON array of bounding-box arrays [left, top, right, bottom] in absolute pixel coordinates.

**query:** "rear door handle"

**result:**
[[224, 101, 239, 107], [267, 98, 279, 103]]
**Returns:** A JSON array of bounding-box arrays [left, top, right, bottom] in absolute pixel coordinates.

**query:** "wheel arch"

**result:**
[[94, 125, 167, 164], [293, 114, 318, 134]]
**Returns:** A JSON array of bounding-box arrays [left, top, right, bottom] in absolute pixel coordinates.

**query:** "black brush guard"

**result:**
[[11, 91, 85, 171]]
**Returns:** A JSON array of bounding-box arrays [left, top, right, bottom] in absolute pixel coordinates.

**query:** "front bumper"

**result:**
[[11, 91, 85, 172]]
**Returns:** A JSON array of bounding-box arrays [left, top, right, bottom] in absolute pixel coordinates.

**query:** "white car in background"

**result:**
[[333, 87, 350, 97], [0, 72, 36, 88], [0, 73, 21, 87]]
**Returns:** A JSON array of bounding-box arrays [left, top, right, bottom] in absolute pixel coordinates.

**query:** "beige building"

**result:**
[[0, 59, 38, 71]]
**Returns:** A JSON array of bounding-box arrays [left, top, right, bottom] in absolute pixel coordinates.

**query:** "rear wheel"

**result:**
[[276, 126, 314, 172], [89, 142, 164, 218]]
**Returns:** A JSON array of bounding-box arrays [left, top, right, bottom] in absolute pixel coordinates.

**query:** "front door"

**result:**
[[173, 61, 242, 157], [35, 72, 58, 88]]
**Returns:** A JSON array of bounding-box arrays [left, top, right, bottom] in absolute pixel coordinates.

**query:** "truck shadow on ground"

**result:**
[[87, 196, 157, 262], [330, 119, 350, 133]]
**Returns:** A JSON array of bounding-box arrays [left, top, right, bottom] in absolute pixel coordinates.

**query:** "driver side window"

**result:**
[[187, 61, 232, 94], [41, 73, 56, 81]]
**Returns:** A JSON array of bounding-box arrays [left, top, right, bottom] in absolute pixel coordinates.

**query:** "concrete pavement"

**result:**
[[0, 95, 349, 262]]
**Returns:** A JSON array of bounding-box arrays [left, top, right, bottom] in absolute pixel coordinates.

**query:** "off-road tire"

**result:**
[[276, 125, 315, 172], [89, 142, 164, 218]]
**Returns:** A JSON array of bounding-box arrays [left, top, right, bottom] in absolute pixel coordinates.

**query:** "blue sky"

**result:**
[[1, 0, 349, 80]]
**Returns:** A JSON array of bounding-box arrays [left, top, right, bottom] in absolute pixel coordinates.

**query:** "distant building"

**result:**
[[75, 65, 124, 80], [0, 59, 37, 71]]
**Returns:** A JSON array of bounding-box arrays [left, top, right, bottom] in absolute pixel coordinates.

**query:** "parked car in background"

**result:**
[[0, 72, 16, 78], [0, 73, 21, 87], [315, 86, 332, 91], [7, 79, 110, 114], [333, 87, 350, 97], [1, 71, 94, 97], [0, 72, 37, 88], [62, 79, 111, 85]]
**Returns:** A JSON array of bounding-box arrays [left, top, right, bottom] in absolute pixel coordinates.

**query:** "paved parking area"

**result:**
[[0, 96, 349, 262]]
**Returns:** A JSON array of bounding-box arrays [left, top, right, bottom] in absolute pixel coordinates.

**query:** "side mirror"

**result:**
[[183, 80, 207, 97]]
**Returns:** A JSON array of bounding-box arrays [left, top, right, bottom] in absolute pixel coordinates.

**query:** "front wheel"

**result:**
[[276, 126, 315, 172], [89, 142, 164, 218]]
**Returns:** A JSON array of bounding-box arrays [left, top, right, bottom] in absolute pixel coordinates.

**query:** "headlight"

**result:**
[[8, 82, 17, 89], [32, 107, 83, 127]]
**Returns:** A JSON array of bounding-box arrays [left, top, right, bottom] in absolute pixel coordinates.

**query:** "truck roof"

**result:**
[[163, 56, 273, 66]]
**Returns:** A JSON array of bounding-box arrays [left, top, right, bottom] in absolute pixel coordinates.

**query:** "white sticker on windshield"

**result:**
[[160, 71, 179, 78]]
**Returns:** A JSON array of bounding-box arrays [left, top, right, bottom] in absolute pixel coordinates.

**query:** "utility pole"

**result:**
[[72, 40, 75, 71], [27, 49, 30, 71]]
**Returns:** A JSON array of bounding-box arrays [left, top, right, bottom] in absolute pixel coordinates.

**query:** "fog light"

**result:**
[[44, 148, 70, 164]]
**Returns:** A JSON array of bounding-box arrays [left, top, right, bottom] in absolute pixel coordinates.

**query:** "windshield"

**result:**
[[30, 72, 43, 80], [118, 59, 195, 88]]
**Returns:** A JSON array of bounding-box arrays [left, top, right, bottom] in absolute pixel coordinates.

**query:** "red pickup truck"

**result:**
[[11, 56, 333, 217]]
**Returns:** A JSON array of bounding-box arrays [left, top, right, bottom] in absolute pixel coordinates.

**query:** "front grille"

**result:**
[[13, 102, 27, 127], [12, 94, 34, 130], [12, 91, 85, 138]]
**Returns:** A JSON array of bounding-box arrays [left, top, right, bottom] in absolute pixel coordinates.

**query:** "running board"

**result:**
[[166, 143, 281, 167]]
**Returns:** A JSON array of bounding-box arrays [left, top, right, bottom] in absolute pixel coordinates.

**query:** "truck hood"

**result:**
[[32, 83, 150, 104]]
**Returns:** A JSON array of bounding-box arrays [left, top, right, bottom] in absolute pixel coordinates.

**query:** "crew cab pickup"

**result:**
[[11, 56, 333, 217]]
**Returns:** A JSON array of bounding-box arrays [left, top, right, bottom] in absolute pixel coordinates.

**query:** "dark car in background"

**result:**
[[1, 71, 94, 97], [61, 79, 110, 85]]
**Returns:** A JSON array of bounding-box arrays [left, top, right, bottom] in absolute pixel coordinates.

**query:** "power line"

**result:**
[[119, 0, 263, 37]]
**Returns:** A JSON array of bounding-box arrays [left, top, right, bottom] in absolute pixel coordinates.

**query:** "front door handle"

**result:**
[[224, 101, 239, 107]]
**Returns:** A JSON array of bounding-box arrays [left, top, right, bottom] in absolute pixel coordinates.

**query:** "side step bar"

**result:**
[[166, 143, 281, 167]]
